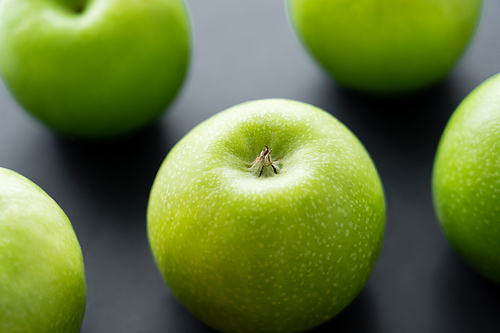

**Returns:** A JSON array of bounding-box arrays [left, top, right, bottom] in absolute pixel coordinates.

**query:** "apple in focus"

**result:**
[[433, 73, 500, 283], [0, 0, 190, 139], [0, 167, 86, 332], [288, 0, 483, 95], [147, 99, 386, 332]]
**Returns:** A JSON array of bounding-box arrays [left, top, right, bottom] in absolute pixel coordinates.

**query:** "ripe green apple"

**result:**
[[433, 73, 500, 284], [288, 0, 483, 95], [147, 99, 386, 332], [0, 167, 86, 332], [0, 0, 190, 139]]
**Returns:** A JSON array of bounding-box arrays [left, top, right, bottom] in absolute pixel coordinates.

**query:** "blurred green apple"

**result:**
[[148, 99, 386, 332], [288, 0, 483, 95], [433, 73, 500, 283], [0, 0, 190, 139], [0, 167, 86, 332]]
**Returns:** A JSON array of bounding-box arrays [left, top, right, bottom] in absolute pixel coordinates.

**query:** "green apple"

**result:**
[[433, 73, 500, 284], [0, 167, 86, 332], [147, 99, 386, 332], [0, 0, 190, 139], [288, 0, 483, 95]]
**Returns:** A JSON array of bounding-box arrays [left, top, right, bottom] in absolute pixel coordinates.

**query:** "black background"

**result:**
[[1, 0, 500, 332]]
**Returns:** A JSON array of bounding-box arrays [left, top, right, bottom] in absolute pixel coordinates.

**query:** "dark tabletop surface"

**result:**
[[1, 0, 500, 332]]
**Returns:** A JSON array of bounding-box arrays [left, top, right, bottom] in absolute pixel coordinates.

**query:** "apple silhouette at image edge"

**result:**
[[0, 167, 86, 332], [287, 0, 483, 95], [433, 72, 500, 283], [0, 0, 191, 140], [147, 99, 386, 332]]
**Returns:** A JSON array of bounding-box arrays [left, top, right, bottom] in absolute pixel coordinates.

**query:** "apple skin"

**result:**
[[433, 73, 500, 284], [0, 0, 190, 139], [287, 0, 483, 95], [147, 99, 386, 332], [0, 167, 86, 332]]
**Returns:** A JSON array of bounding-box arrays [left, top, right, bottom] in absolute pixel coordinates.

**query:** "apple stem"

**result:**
[[250, 146, 279, 178]]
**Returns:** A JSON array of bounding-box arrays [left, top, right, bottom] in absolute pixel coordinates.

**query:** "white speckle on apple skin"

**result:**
[[148, 99, 385, 333]]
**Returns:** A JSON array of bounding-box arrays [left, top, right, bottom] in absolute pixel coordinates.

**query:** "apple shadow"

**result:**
[[431, 248, 500, 332], [316, 77, 464, 167], [312, 77, 467, 220], [309, 288, 380, 333], [53, 122, 175, 225], [52, 122, 194, 333], [159, 295, 221, 333], [158, 287, 378, 333]]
